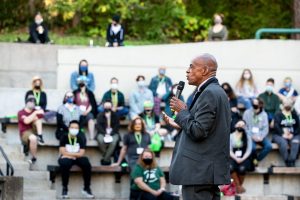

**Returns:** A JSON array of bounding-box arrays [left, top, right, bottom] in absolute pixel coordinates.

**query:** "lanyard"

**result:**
[[111, 92, 118, 107], [145, 116, 154, 127], [159, 77, 165, 83], [253, 114, 259, 125], [33, 91, 41, 105], [284, 114, 293, 124], [68, 134, 77, 146], [134, 133, 142, 145]]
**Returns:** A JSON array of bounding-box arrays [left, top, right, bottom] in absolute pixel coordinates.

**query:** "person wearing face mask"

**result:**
[[273, 99, 300, 167], [222, 82, 241, 133], [18, 95, 45, 164], [56, 91, 84, 140], [235, 69, 258, 109], [130, 149, 179, 200], [25, 76, 47, 111], [129, 75, 154, 119], [208, 13, 228, 41], [230, 120, 253, 194], [70, 59, 95, 92], [278, 77, 298, 103], [96, 100, 120, 165], [149, 67, 173, 115], [106, 14, 125, 47], [100, 77, 129, 119], [243, 98, 271, 166], [58, 120, 94, 199], [258, 78, 281, 125], [112, 117, 151, 170], [73, 76, 98, 140], [28, 12, 50, 44]]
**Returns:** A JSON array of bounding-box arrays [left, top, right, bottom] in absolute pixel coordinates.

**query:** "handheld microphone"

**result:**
[[171, 81, 185, 117], [175, 81, 185, 99]]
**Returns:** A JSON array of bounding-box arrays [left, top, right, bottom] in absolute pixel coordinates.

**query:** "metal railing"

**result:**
[[0, 146, 14, 176], [255, 28, 300, 39]]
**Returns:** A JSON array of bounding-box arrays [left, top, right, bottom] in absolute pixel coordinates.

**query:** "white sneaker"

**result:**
[[82, 189, 95, 199]]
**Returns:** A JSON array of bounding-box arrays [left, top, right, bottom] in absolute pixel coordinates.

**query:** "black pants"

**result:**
[[182, 185, 220, 200], [130, 189, 176, 200], [58, 157, 92, 190]]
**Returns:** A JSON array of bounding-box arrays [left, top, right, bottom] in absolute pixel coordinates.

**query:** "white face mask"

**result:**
[[111, 83, 118, 90], [35, 19, 43, 25], [266, 85, 273, 93], [69, 128, 79, 136], [243, 73, 251, 80], [137, 80, 145, 88]]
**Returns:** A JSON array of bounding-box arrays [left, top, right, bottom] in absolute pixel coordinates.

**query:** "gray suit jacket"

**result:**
[[169, 77, 231, 185]]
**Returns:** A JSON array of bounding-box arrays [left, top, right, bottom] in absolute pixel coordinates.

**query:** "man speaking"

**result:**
[[163, 54, 231, 200]]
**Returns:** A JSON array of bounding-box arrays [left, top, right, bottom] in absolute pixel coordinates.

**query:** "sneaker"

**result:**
[[28, 157, 37, 164], [37, 135, 45, 145], [61, 187, 69, 199], [82, 188, 95, 199]]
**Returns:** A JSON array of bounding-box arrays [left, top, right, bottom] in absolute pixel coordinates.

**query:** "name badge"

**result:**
[[79, 105, 87, 112], [106, 128, 112, 135], [136, 147, 144, 155], [252, 127, 259, 134], [235, 150, 242, 158], [103, 135, 113, 143], [35, 106, 41, 110], [66, 144, 80, 153]]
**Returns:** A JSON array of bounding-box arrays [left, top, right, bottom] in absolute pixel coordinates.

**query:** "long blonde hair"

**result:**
[[236, 69, 255, 89]]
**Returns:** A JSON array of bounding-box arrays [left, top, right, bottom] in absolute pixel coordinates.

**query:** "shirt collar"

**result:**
[[197, 77, 215, 92]]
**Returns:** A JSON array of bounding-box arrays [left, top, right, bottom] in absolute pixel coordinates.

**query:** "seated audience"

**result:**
[[140, 101, 168, 137], [273, 99, 300, 167], [73, 76, 97, 140], [222, 82, 241, 132], [230, 120, 253, 194], [56, 91, 83, 140], [278, 77, 298, 102], [243, 98, 271, 164], [106, 15, 125, 47], [130, 149, 179, 200], [28, 12, 50, 44], [70, 59, 95, 92], [208, 13, 228, 41], [18, 95, 45, 163], [294, 96, 300, 119], [258, 78, 281, 124], [58, 120, 94, 199], [235, 69, 258, 109], [149, 67, 173, 115], [112, 117, 151, 170], [96, 100, 120, 165], [129, 75, 154, 119], [25, 76, 47, 111], [100, 77, 129, 119]]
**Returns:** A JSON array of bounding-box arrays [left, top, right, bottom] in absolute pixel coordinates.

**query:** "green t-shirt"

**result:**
[[131, 164, 164, 191]]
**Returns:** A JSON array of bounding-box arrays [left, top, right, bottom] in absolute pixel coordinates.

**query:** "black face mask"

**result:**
[[104, 108, 111, 113], [142, 158, 153, 165], [252, 104, 259, 110], [223, 88, 231, 94], [34, 85, 41, 90], [79, 83, 85, 88], [236, 127, 245, 133]]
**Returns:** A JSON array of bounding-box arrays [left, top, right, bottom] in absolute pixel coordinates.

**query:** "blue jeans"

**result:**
[[237, 96, 253, 109], [252, 137, 272, 161], [98, 106, 129, 118]]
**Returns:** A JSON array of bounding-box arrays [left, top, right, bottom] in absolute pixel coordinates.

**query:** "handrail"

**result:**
[[0, 146, 14, 176], [255, 28, 300, 39]]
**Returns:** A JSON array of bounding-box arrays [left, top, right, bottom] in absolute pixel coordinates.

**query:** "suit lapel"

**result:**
[[189, 77, 219, 110]]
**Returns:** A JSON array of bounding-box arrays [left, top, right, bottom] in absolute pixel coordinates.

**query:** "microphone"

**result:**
[[171, 81, 185, 117], [175, 81, 185, 99]]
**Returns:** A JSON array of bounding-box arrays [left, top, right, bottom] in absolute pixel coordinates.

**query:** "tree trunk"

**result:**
[[28, 0, 36, 16], [294, 0, 300, 39]]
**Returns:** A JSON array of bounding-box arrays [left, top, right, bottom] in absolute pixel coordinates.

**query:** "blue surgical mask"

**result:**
[[284, 82, 291, 88], [66, 97, 73, 104], [137, 81, 145, 88], [266, 86, 273, 93], [159, 69, 166, 75], [79, 65, 88, 72]]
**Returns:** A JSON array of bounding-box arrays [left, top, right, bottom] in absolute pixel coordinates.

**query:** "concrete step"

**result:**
[[23, 189, 56, 200], [24, 178, 51, 190], [14, 170, 50, 180]]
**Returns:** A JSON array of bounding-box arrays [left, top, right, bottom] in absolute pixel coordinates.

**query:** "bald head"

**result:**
[[186, 53, 218, 86], [193, 53, 218, 73]]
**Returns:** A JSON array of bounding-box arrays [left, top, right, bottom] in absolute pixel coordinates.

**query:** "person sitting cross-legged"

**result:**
[[58, 120, 94, 199], [18, 95, 45, 163], [96, 100, 120, 165]]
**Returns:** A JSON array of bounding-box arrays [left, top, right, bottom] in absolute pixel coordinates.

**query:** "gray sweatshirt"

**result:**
[[243, 108, 269, 139]]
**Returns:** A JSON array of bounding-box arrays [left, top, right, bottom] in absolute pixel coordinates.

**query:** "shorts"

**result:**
[[81, 112, 94, 125], [21, 129, 36, 145]]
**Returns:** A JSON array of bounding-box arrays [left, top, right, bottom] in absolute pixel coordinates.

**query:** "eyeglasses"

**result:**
[[145, 110, 152, 112]]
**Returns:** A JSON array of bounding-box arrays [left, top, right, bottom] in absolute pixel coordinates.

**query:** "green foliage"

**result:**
[[0, 0, 294, 42]]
